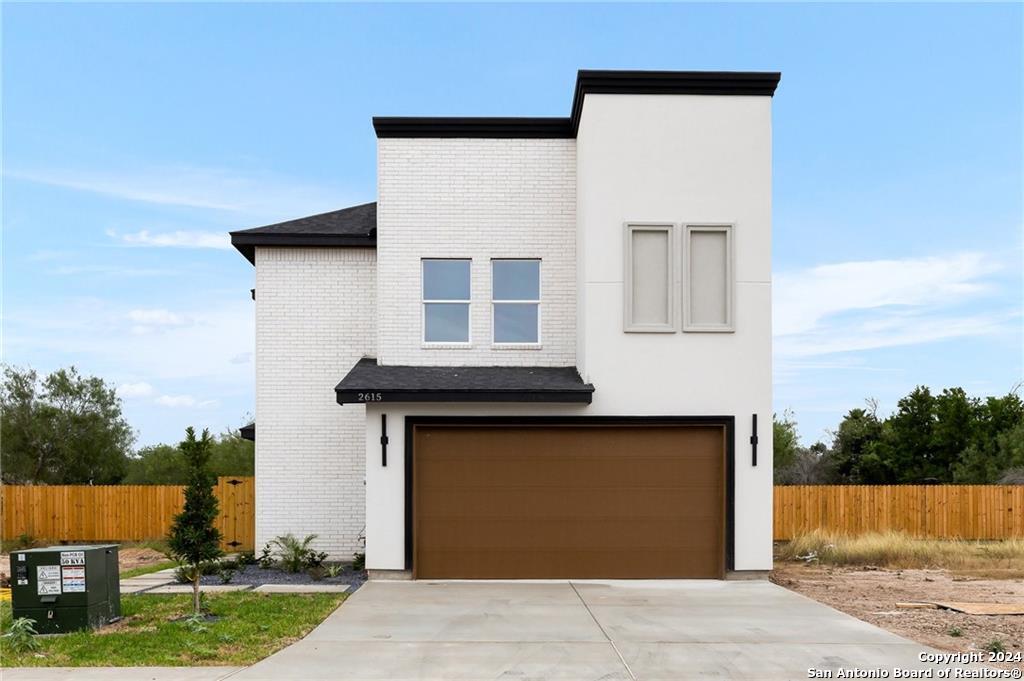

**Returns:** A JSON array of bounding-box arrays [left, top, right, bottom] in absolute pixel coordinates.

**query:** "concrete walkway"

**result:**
[[232, 579, 980, 680]]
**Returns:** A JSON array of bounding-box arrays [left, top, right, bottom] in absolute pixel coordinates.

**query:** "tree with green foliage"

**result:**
[[124, 429, 254, 484], [773, 411, 800, 474], [167, 427, 223, 615], [0, 365, 134, 484], [954, 393, 1024, 483], [830, 403, 884, 483]]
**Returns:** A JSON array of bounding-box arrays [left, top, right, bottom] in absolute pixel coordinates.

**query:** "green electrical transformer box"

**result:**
[[11, 545, 121, 634]]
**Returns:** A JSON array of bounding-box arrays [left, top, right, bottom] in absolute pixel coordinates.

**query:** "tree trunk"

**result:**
[[193, 571, 201, 615]]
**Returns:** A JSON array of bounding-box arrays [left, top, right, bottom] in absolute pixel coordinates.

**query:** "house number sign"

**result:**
[[357, 392, 383, 402]]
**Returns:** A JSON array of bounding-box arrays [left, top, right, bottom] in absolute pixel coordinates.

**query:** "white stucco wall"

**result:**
[[254, 246, 376, 558], [376, 138, 576, 367], [363, 93, 774, 573], [575, 94, 774, 570]]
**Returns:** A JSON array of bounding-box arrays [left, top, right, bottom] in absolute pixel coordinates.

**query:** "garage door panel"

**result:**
[[413, 424, 725, 579], [417, 548, 721, 580], [417, 488, 721, 520], [416, 515, 722, 549]]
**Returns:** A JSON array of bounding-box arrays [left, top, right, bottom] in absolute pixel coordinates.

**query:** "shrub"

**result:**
[[326, 564, 344, 578], [257, 543, 275, 569], [2, 618, 40, 653], [352, 552, 366, 572], [984, 639, 1006, 654], [167, 427, 223, 615], [270, 533, 319, 573]]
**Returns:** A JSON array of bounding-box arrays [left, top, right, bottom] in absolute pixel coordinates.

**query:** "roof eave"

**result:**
[[229, 232, 377, 265], [335, 388, 594, 405]]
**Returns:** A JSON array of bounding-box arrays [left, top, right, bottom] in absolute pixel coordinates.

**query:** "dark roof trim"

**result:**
[[239, 423, 255, 442], [374, 69, 781, 139], [335, 358, 594, 405], [372, 117, 571, 139]]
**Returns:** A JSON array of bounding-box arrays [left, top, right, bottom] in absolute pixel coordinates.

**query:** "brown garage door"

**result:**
[[412, 423, 725, 579]]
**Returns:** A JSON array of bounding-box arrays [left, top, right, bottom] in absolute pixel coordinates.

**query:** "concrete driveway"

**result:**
[[235, 579, 971, 680]]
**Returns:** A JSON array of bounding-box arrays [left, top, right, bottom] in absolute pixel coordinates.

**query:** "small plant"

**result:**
[[326, 564, 344, 578], [3, 618, 40, 653], [305, 550, 328, 570], [270, 533, 319, 573], [947, 627, 963, 637], [257, 542, 276, 569], [352, 552, 366, 572], [984, 639, 1006, 654], [16, 533, 36, 549], [218, 567, 235, 584], [183, 612, 208, 633], [174, 562, 199, 585], [238, 551, 256, 566], [308, 566, 326, 581]]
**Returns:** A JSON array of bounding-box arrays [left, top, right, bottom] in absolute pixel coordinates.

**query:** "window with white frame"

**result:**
[[491, 259, 540, 344], [624, 223, 675, 332], [683, 224, 734, 332], [422, 259, 471, 343]]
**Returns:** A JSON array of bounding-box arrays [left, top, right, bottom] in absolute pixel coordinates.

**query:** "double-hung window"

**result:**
[[492, 259, 540, 344], [422, 259, 471, 343]]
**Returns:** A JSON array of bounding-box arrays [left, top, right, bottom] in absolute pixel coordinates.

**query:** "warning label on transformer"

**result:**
[[62, 566, 86, 592], [37, 565, 61, 595]]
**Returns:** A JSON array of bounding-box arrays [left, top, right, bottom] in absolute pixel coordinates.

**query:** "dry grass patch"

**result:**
[[777, 530, 1024, 571]]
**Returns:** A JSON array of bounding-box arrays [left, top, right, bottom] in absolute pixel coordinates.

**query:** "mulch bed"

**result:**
[[197, 564, 367, 591]]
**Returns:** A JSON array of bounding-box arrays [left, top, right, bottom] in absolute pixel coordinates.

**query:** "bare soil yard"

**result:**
[[772, 561, 1024, 668], [1, 546, 168, 585]]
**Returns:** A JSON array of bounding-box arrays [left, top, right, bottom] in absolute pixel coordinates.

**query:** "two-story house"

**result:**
[[231, 69, 779, 579]]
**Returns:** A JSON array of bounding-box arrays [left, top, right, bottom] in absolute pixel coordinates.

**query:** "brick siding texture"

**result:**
[[377, 138, 577, 367], [254, 246, 376, 558]]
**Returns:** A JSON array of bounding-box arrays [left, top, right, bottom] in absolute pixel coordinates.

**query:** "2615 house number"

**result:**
[[358, 392, 383, 402]]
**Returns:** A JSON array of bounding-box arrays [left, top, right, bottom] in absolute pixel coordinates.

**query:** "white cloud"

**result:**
[[774, 252, 1011, 358], [155, 394, 197, 408], [7, 165, 356, 220], [155, 394, 220, 409], [117, 382, 155, 398], [109, 229, 231, 250]]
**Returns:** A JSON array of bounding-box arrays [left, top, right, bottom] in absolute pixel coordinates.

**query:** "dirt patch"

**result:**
[[0, 546, 169, 584], [772, 561, 1024, 669]]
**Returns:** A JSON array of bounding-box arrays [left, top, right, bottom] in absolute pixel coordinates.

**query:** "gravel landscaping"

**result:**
[[198, 564, 367, 591]]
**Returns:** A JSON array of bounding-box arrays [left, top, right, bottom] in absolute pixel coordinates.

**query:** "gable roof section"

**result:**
[[373, 69, 781, 139], [335, 358, 595, 404], [229, 202, 377, 264]]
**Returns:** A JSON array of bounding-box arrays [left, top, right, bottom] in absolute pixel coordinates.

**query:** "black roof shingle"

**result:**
[[229, 202, 376, 264], [335, 358, 594, 404]]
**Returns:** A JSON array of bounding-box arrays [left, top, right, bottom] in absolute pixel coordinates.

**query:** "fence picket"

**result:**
[[772, 485, 1024, 540], [1, 478, 254, 551]]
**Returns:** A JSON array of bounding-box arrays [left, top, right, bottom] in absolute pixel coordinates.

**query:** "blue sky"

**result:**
[[3, 3, 1021, 447]]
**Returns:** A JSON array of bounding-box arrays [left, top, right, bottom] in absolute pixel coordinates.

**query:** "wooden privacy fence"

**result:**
[[774, 485, 1024, 540], [1, 477, 255, 551]]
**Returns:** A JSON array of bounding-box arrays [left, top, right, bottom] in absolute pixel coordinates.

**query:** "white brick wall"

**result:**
[[377, 138, 577, 367], [254, 246, 376, 558]]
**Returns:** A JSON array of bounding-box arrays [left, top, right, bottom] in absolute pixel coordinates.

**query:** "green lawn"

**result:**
[[1, 591, 346, 667]]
